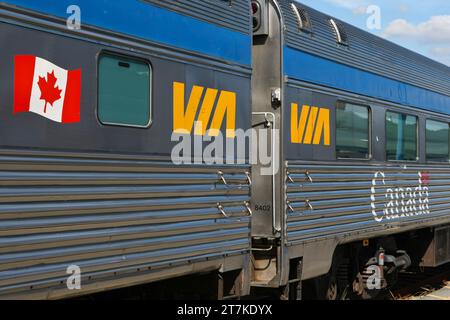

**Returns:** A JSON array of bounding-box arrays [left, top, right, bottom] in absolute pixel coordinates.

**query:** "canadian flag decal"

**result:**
[[14, 55, 81, 123]]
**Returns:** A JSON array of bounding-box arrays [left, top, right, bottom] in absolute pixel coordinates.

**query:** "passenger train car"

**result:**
[[0, 0, 449, 299]]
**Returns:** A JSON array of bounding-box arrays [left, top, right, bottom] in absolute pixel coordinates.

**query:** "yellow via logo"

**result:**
[[173, 82, 236, 138], [291, 103, 330, 146]]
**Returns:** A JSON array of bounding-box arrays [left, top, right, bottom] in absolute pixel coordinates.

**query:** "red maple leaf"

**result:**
[[38, 70, 62, 113], [421, 172, 430, 185]]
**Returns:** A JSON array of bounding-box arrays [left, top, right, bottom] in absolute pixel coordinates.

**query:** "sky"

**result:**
[[295, 0, 450, 66]]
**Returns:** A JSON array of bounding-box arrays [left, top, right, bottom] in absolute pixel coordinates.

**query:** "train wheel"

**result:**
[[325, 276, 338, 300]]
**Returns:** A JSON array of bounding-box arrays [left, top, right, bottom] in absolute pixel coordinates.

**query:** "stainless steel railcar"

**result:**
[[251, 0, 450, 299], [0, 0, 449, 300], [0, 0, 253, 299]]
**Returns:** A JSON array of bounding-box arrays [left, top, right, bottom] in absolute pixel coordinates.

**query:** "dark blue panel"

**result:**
[[284, 47, 450, 115], [3, 0, 251, 66]]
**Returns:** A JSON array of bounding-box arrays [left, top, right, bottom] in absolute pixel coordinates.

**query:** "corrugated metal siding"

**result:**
[[279, 0, 450, 97], [0, 151, 251, 298], [286, 163, 450, 245], [145, 0, 251, 35]]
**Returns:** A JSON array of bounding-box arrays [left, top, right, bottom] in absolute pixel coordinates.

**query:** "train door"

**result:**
[[250, 0, 287, 290]]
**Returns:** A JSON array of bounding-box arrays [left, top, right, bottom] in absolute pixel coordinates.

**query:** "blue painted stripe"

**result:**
[[284, 47, 450, 115], [3, 0, 251, 66]]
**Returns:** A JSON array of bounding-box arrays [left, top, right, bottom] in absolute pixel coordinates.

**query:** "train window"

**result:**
[[426, 120, 449, 162], [336, 103, 370, 159], [98, 53, 151, 128], [291, 3, 312, 33], [386, 111, 418, 161], [329, 19, 348, 46]]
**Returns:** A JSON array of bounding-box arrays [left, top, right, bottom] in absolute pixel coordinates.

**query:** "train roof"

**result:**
[[280, 0, 450, 99], [1, 0, 252, 66]]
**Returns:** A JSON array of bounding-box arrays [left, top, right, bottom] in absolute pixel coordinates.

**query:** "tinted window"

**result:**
[[426, 120, 449, 162], [98, 53, 151, 127], [386, 111, 417, 161], [336, 103, 370, 159]]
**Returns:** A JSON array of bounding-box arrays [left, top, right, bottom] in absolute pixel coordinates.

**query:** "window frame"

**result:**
[[96, 50, 153, 129], [329, 18, 349, 47], [385, 110, 419, 163], [291, 3, 313, 34], [335, 101, 372, 161], [425, 118, 450, 164]]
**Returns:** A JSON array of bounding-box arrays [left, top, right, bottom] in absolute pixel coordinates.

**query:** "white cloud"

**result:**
[[383, 16, 450, 66], [326, 0, 364, 10], [430, 47, 450, 66], [326, 0, 370, 16], [384, 16, 450, 44], [431, 47, 450, 56], [398, 4, 409, 13], [352, 6, 367, 15]]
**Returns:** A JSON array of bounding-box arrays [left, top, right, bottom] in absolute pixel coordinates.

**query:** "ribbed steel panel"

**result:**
[[279, 0, 450, 97], [286, 162, 450, 245], [146, 0, 251, 35], [0, 151, 251, 298]]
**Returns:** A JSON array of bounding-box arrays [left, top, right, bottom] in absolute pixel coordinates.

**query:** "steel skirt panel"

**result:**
[[286, 162, 450, 244], [0, 150, 251, 298]]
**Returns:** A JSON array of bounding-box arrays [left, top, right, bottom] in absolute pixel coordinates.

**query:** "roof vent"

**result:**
[[291, 3, 312, 33], [329, 18, 348, 46]]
